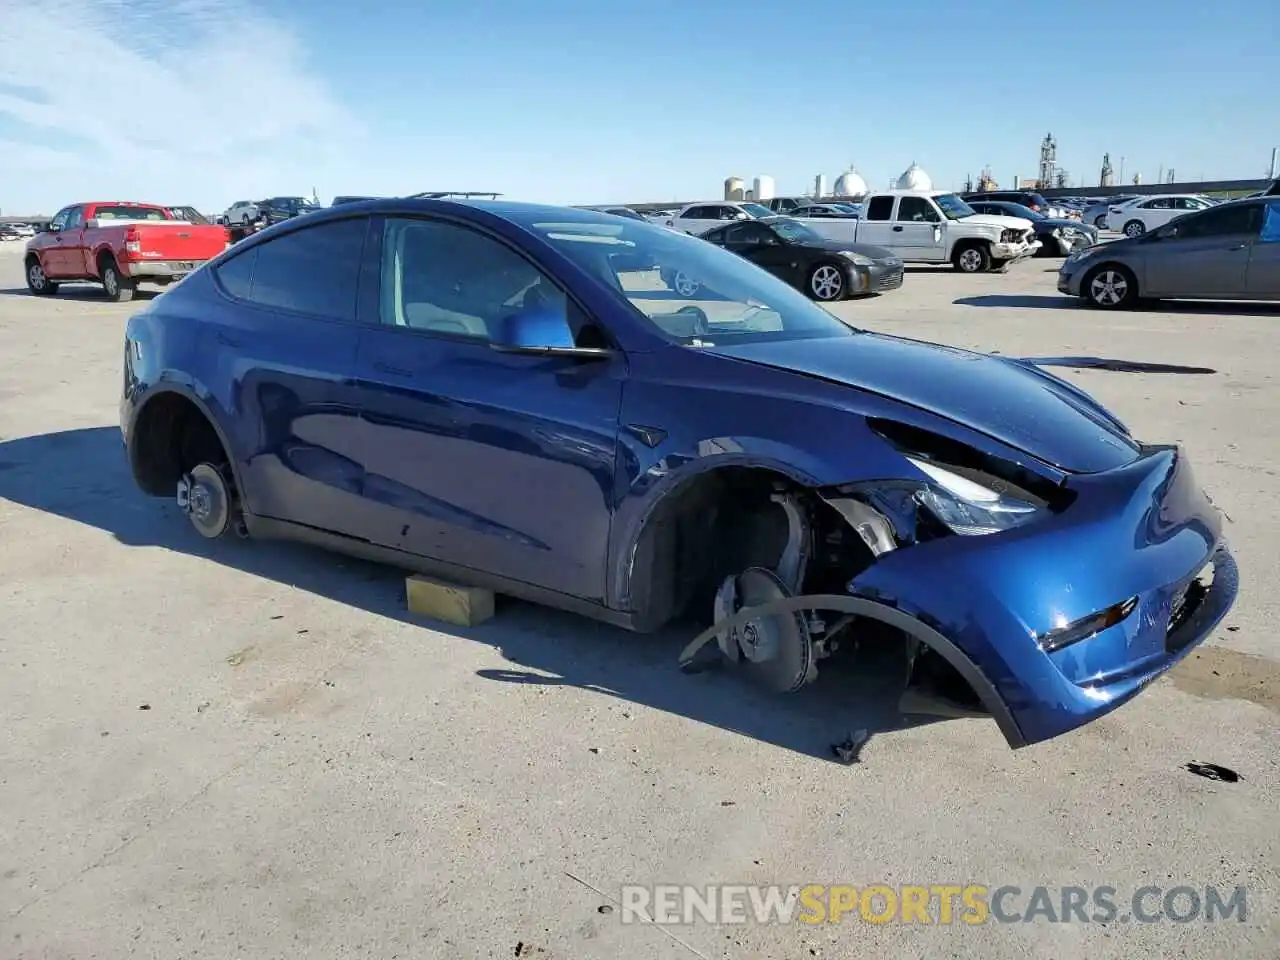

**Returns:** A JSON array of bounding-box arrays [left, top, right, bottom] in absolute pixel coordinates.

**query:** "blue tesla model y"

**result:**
[[120, 198, 1237, 748]]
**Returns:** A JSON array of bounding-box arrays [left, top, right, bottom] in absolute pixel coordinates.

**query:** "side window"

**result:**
[[1176, 204, 1260, 239], [380, 218, 567, 342], [1261, 204, 1280, 243], [718, 206, 741, 220], [725, 222, 765, 244], [215, 248, 256, 299], [1143, 198, 1172, 209], [48, 207, 72, 231], [64, 206, 85, 229], [897, 196, 940, 222], [238, 217, 367, 320], [865, 196, 894, 221]]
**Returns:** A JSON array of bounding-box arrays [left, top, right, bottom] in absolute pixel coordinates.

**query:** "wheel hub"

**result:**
[[176, 463, 232, 538]]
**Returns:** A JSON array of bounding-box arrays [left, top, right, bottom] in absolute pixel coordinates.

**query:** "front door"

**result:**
[[890, 195, 945, 260], [722, 222, 802, 286], [40, 206, 75, 276], [353, 215, 623, 601], [1144, 202, 1260, 297]]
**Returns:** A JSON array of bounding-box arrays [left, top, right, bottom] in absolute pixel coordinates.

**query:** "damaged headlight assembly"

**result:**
[[905, 455, 1042, 536]]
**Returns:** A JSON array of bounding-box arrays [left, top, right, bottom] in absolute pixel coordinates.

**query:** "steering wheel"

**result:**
[[675, 305, 710, 336]]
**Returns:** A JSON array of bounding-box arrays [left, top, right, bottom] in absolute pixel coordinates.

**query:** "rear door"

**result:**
[[1246, 202, 1280, 298], [352, 214, 623, 600], [855, 195, 895, 247], [206, 215, 374, 536], [1144, 203, 1260, 297]]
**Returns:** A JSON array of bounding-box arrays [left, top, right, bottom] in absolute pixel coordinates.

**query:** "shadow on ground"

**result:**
[[0, 286, 160, 302], [0, 427, 960, 762], [956, 293, 1280, 317]]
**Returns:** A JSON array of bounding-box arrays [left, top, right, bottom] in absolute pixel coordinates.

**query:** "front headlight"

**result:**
[[906, 455, 1042, 535], [840, 251, 874, 266]]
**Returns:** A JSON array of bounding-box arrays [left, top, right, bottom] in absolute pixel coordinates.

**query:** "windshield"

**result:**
[[514, 213, 859, 345], [768, 218, 825, 244], [933, 194, 976, 221], [1002, 203, 1045, 221], [739, 202, 774, 218]]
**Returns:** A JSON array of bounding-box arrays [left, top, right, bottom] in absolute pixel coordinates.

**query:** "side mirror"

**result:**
[[489, 306, 612, 360]]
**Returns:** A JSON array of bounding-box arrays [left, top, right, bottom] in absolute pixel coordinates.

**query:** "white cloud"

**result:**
[[0, 0, 359, 215]]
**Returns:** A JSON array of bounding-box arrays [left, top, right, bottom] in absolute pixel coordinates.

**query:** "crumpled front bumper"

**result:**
[[846, 446, 1237, 747]]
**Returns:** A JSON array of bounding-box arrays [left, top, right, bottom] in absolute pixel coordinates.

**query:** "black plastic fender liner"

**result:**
[[678, 593, 1027, 748]]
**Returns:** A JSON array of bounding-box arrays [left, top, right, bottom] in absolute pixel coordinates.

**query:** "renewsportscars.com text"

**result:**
[[619, 884, 1248, 925]]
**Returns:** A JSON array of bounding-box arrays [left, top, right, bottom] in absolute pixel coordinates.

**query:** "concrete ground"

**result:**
[[0, 243, 1276, 959]]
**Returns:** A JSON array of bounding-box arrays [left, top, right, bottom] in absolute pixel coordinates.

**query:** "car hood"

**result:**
[[961, 213, 1034, 231], [710, 333, 1141, 473]]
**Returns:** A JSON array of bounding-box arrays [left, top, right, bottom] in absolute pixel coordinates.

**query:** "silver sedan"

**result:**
[[1058, 197, 1280, 308]]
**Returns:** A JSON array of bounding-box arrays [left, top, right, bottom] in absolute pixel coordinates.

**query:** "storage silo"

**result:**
[[724, 176, 745, 201], [813, 174, 828, 198], [896, 162, 932, 191], [752, 175, 775, 202]]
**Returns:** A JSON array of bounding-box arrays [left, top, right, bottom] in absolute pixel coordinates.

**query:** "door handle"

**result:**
[[1228, 243, 1247, 251], [892, 225, 904, 232], [374, 361, 413, 377]]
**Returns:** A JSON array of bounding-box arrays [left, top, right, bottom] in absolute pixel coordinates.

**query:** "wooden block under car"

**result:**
[[405, 574, 495, 627]]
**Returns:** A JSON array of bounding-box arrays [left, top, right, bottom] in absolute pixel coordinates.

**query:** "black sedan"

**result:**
[[965, 200, 1099, 256], [692, 216, 902, 301]]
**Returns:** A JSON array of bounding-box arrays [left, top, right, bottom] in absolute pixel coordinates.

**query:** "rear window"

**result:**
[[92, 205, 172, 221]]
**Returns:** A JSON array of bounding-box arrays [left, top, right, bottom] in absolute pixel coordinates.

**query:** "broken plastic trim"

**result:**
[[677, 593, 1025, 747], [1021, 357, 1217, 375]]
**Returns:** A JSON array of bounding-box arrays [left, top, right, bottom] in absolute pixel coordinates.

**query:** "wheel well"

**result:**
[[1083, 260, 1137, 286], [130, 393, 231, 496], [627, 466, 876, 631], [97, 249, 117, 273]]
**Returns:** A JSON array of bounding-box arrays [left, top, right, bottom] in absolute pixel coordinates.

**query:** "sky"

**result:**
[[1, 0, 1278, 216]]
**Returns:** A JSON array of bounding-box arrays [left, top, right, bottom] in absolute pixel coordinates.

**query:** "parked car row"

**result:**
[[655, 191, 1047, 274]]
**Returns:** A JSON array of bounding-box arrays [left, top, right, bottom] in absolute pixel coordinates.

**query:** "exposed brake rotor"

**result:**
[[712, 566, 815, 693]]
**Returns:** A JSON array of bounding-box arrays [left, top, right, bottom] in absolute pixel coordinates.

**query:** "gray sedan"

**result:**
[[1058, 197, 1280, 308]]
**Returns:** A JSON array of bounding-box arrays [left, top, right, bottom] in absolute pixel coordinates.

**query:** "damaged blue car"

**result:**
[[120, 199, 1238, 748]]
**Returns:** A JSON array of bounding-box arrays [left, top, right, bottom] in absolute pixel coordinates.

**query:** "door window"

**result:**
[[683, 206, 712, 220], [1174, 203, 1261, 239], [48, 207, 72, 231], [1141, 198, 1173, 209], [865, 196, 894, 221], [897, 196, 940, 222], [379, 218, 568, 342], [217, 217, 367, 320], [724, 222, 770, 245], [1261, 204, 1280, 243], [64, 206, 85, 229]]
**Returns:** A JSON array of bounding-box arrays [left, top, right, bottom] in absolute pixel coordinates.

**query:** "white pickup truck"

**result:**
[[788, 189, 1040, 272]]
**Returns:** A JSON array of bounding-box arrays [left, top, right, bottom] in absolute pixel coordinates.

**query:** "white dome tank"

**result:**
[[896, 162, 932, 191], [724, 176, 745, 201], [833, 166, 868, 198], [752, 175, 775, 201]]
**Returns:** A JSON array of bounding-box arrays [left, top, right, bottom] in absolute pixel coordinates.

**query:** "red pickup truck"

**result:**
[[24, 201, 229, 302]]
